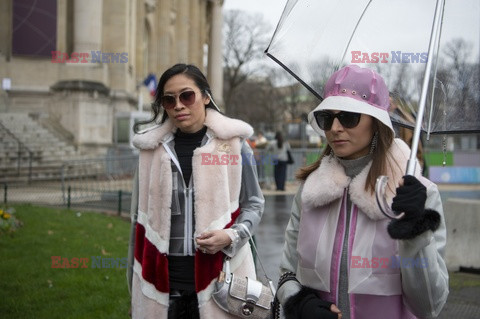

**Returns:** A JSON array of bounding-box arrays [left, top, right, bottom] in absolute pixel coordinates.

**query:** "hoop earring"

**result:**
[[370, 132, 378, 154], [328, 148, 335, 162], [205, 91, 221, 112]]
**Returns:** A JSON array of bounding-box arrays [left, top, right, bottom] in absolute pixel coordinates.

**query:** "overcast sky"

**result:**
[[223, 0, 288, 30], [222, 0, 290, 75], [223, 0, 479, 57], [222, 0, 479, 92]]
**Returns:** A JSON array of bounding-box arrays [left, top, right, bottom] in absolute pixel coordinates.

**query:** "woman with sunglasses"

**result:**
[[275, 65, 448, 319], [127, 64, 264, 319]]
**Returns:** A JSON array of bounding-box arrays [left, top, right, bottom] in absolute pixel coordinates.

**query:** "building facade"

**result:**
[[0, 0, 223, 153]]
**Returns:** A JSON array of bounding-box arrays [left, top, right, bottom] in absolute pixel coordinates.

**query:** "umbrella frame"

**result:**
[[406, 0, 444, 175]]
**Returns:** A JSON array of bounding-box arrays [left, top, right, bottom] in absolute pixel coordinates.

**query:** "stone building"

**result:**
[[0, 0, 224, 155]]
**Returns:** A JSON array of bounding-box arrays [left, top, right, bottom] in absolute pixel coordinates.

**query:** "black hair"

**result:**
[[134, 63, 219, 133], [275, 131, 284, 148]]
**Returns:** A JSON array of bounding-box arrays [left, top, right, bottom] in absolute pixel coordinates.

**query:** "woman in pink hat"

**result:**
[[275, 65, 448, 319]]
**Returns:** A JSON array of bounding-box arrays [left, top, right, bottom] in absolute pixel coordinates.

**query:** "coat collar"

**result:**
[[302, 138, 421, 220], [132, 109, 254, 150]]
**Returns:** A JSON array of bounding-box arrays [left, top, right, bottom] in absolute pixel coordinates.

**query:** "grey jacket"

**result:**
[[266, 140, 291, 162]]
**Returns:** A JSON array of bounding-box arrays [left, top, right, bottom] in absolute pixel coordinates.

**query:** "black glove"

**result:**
[[284, 286, 339, 319], [388, 175, 440, 240]]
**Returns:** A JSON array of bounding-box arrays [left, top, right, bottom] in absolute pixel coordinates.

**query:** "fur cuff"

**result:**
[[284, 286, 332, 319], [387, 209, 441, 240]]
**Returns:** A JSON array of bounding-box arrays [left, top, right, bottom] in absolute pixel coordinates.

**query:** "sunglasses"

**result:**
[[161, 90, 197, 109], [314, 111, 362, 130]]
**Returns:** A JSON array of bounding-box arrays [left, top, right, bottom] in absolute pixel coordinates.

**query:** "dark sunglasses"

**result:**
[[314, 111, 362, 130], [161, 90, 196, 109]]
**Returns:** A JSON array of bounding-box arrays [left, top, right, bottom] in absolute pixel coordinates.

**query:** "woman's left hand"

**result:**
[[387, 175, 441, 240], [391, 175, 427, 218], [196, 230, 232, 254]]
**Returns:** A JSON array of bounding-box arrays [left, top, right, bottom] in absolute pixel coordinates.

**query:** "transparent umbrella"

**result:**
[[266, 0, 480, 218]]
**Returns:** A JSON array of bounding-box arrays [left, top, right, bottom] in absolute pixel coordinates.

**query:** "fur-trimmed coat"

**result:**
[[128, 109, 264, 319], [278, 139, 448, 319]]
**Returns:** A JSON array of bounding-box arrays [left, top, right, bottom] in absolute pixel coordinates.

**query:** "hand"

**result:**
[[388, 175, 440, 240], [195, 230, 232, 254], [284, 287, 342, 319], [391, 175, 426, 218], [300, 296, 342, 319]]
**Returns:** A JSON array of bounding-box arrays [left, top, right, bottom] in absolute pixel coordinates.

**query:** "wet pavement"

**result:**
[[255, 190, 480, 318], [255, 194, 294, 285]]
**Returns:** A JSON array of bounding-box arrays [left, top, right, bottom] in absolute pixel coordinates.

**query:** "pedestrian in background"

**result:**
[[276, 65, 448, 319], [255, 131, 268, 148], [127, 63, 264, 319], [253, 131, 268, 185], [267, 131, 291, 191]]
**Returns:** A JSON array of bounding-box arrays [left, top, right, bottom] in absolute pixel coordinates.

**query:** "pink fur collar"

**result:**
[[302, 139, 421, 220], [132, 109, 254, 150]]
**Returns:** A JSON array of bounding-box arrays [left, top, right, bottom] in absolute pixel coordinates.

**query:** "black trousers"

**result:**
[[168, 290, 200, 319], [274, 161, 287, 191]]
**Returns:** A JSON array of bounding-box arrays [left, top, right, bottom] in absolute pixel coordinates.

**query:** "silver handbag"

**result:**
[[212, 224, 276, 319]]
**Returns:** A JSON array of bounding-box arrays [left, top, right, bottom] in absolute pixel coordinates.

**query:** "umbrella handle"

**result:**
[[375, 176, 405, 220]]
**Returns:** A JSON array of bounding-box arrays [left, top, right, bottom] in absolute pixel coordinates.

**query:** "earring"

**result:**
[[205, 91, 221, 111], [328, 148, 335, 162], [370, 132, 378, 154]]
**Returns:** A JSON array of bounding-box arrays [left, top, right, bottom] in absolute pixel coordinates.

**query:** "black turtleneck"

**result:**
[[174, 126, 207, 185]]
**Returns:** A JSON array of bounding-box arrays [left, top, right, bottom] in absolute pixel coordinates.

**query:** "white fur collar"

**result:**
[[302, 139, 421, 220], [132, 109, 254, 150]]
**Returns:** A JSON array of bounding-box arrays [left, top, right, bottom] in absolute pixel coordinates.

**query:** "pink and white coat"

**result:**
[[129, 110, 261, 319]]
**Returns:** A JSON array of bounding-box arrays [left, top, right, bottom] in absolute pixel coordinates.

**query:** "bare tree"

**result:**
[[224, 71, 284, 131], [438, 38, 479, 131], [223, 10, 271, 114], [222, 9, 319, 133]]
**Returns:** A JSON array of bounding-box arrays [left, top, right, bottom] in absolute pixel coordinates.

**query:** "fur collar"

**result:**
[[302, 138, 421, 220], [132, 109, 254, 150]]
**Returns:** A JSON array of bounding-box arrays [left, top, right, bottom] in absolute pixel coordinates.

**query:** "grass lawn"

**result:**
[[449, 271, 480, 290], [0, 204, 131, 319], [2, 204, 479, 318]]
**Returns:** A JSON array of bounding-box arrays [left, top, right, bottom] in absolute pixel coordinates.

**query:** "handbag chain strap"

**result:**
[[237, 223, 276, 295]]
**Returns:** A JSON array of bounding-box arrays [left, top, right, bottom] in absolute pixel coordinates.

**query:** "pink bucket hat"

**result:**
[[308, 64, 394, 134]]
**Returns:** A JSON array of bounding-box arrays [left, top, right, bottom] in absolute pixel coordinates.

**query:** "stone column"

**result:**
[[0, 0, 12, 61], [56, 0, 67, 54], [157, 0, 171, 72], [207, 0, 224, 108], [189, 0, 201, 66], [198, 1, 207, 71], [146, 18, 157, 74], [176, 0, 189, 63], [73, 0, 103, 53]]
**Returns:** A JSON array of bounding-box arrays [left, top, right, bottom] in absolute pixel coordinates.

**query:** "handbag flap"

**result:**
[[228, 275, 273, 309]]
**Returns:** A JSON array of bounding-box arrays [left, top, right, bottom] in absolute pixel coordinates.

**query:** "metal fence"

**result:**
[[2, 149, 323, 213], [3, 154, 138, 215], [255, 148, 322, 187], [0, 122, 33, 183]]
